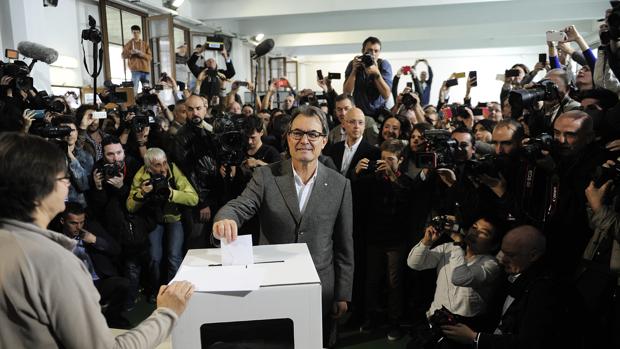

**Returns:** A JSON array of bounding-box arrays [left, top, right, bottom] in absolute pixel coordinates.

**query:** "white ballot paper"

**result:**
[[221, 234, 254, 266], [171, 264, 263, 292]]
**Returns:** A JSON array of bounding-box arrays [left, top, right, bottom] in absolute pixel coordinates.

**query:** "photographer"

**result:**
[[355, 140, 413, 341], [392, 87, 426, 125], [171, 95, 219, 248], [188, 45, 235, 100], [514, 69, 581, 137], [127, 148, 198, 302], [76, 104, 107, 161], [582, 160, 620, 349], [407, 215, 504, 347], [59, 202, 130, 329], [121, 25, 152, 94], [168, 99, 187, 136], [52, 115, 94, 207], [343, 37, 393, 119]]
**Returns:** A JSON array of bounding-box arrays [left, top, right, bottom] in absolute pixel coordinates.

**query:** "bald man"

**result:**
[[326, 107, 380, 179], [441, 225, 580, 349]]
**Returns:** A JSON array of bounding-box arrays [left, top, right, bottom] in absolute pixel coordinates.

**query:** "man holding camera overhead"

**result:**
[[343, 37, 393, 120]]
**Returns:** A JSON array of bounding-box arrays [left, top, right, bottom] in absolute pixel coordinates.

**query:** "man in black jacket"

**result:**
[[60, 202, 130, 329], [187, 45, 235, 100], [441, 225, 583, 349], [328, 107, 380, 179]]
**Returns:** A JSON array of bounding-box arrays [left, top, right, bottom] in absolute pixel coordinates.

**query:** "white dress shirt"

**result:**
[[292, 164, 318, 215], [340, 136, 363, 175]]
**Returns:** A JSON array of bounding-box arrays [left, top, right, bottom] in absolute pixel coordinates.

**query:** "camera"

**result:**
[[359, 53, 375, 68], [122, 105, 153, 133], [521, 133, 553, 159], [465, 154, 501, 178], [0, 60, 33, 92], [366, 160, 378, 172], [81, 15, 102, 43], [401, 93, 417, 109], [148, 174, 171, 201], [508, 79, 560, 118], [592, 163, 620, 187], [415, 129, 460, 169], [212, 112, 249, 167], [430, 215, 460, 235], [29, 125, 73, 139], [101, 163, 122, 180]]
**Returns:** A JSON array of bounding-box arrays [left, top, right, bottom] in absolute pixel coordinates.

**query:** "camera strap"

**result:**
[[81, 39, 104, 78]]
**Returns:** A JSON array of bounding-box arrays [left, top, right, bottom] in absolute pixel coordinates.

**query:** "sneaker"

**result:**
[[387, 326, 404, 341], [359, 319, 377, 333]]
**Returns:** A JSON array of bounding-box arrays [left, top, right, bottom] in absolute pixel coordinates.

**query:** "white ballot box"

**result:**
[[171, 243, 323, 349]]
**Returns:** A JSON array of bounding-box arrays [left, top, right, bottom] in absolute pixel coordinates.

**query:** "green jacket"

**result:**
[[127, 163, 198, 223]]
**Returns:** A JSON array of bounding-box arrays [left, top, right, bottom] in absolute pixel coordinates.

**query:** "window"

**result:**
[[102, 2, 145, 84]]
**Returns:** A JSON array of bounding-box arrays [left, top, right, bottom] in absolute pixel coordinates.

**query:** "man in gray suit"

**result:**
[[213, 105, 354, 347]]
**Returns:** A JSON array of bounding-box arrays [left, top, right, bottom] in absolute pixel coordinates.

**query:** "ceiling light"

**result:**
[[254, 33, 264, 41], [171, 0, 185, 7]]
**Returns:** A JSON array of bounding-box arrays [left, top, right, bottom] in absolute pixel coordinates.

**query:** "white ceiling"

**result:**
[[182, 0, 608, 59]]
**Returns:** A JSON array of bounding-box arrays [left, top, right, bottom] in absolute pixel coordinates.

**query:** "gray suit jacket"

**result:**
[[214, 159, 354, 302]]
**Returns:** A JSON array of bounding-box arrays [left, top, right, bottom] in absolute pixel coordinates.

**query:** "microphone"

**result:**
[[17, 41, 59, 65], [251, 39, 274, 60]]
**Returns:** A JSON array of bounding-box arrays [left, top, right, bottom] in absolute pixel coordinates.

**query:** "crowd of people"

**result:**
[[1, 6, 620, 349]]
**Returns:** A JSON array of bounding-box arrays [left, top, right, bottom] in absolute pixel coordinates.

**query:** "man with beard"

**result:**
[[172, 95, 219, 248], [543, 110, 609, 277], [76, 104, 107, 161]]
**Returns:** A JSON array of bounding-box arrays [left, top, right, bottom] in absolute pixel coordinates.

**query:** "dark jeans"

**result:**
[[124, 251, 149, 304], [364, 243, 407, 324], [149, 221, 184, 287], [95, 276, 129, 322]]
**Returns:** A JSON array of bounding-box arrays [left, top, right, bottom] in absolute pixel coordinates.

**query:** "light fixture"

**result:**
[[165, 0, 185, 10], [254, 33, 264, 42]]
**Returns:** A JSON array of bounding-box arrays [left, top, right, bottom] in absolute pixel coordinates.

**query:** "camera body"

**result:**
[[0, 61, 33, 92], [212, 112, 249, 167], [402, 93, 417, 109], [359, 53, 375, 68], [465, 154, 501, 178], [592, 163, 620, 187], [81, 15, 102, 43], [102, 163, 122, 180], [509, 79, 560, 118], [521, 133, 553, 160], [148, 174, 171, 201], [416, 129, 460, 169]]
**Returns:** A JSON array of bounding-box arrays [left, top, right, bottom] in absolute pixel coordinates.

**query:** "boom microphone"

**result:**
[[17, 41, 59, 65], [251, 39, 274, 60]]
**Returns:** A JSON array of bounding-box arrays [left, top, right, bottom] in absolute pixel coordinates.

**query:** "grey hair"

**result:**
[[289, 105, 329, 135], [144, 147, 167, 169]]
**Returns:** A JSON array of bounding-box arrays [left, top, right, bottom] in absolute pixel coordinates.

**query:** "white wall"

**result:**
[[298, 47, 549, 105]]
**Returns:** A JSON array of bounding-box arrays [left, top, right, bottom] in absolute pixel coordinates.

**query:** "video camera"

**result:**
[[521, 133, 553, 160], [415, 129, 461, 169], [465, 154, 501, 178], [0, 60, 33, 92], [509, 79, 560, 118], [212, 112, 249, 167], [121, 105, 154, 133]]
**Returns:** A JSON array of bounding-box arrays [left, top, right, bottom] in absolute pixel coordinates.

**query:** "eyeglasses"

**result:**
[[288, 129, 325, 141]]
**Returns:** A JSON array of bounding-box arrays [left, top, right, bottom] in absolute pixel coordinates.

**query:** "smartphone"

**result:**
[[316, 70, 324, 80], [92, 111, 107, 119], [402, 66, 412, 74], [472, 107, 489, 116], [539, 53, 547, 63], [5, 48, 18, 59], [33, 109, 46, 120], [441, 107, 453, 119], [406, 82, 413, 88], [446, 78, 458, 87], [546, 31, 567, 42], [327, 72, 341, 80], [275, 79, 288, 88], [505, 69, 521, 78], [453, 72, 466, 79], [468, 71, 477, 87]]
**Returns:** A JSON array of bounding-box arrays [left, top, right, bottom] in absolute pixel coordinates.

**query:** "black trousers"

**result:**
[[364, 243, 407, 324], [95, 276, 129, 321]]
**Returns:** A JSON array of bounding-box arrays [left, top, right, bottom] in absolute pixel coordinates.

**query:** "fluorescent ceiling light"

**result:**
[[255, 33, 264, 41], [171, 0, 185, 7]]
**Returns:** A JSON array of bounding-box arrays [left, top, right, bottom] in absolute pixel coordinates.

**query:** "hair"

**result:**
[[101, 135, 121, 149], [556, 110, 594, 139], [452, 126, 475, 147], [362, 36, 382, 50], [494, 119, 525, 143], [335, 94, 355, 106], [578, 88, 619, 109], [242, 103, 254, 110], [545, 68, 570, 88], [511, 63, 530, 75], [380, 139, 405, 158], [131, 25, 141, 32], [51, 114, 77, 128], [244, 115, 264, 134], [144, 148, 167, 169], [474, 119, 497, 133], [411, 122, 434, 142], [289, 105, 329, 135], [175, 99, 186, 107], [0, 133, 67, 222], [476, 214, 509, 249], [62, 201, 86, 218], [379, 114, 410, 144]]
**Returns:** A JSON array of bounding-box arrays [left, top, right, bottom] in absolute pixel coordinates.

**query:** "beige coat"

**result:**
[[0, 219, 177, 349]]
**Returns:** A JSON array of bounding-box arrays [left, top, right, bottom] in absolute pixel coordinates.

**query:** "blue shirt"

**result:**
[[345, 58, 393, 117]]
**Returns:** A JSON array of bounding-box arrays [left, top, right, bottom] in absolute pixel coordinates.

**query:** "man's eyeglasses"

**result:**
[[288, 129, 325, 141]]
